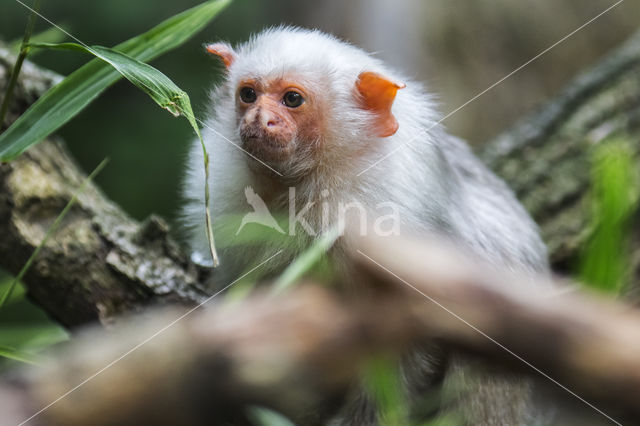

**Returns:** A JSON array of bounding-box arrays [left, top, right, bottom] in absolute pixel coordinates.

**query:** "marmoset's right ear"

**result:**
[[205, 42, 237, 69]]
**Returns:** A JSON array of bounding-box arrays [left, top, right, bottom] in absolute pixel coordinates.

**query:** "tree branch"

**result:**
[[2, 236, 640, 425], [0, 46, 208, 328], [481, 30, 640, 280]]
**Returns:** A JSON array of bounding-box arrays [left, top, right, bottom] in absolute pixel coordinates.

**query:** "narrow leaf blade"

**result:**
[[24, 42, 218, 265], [31, 43, 199, 128], [0, 345, 43, 365], [0, 0, 230, 161], [271, 228, 340, 295]]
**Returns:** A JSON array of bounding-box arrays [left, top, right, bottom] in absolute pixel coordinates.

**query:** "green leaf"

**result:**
[[364, 356, 410, 426], [0, 0, 231, 161], [579, 139, 639, 295], [271, 227, 340, 295], [0, 272, 25, 306], [0, 323, 68, 354], [247, 407, 296, 426], [9, 25, 68, 55], [30, 43, 201, 136], [0, 0, 41, 127], [224, 228, 339, 302], [28, 45, 222, 267], [0, 345, 43, 365]]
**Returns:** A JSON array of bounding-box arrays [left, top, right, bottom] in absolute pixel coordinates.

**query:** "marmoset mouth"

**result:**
[[241, 134, 295, 164]]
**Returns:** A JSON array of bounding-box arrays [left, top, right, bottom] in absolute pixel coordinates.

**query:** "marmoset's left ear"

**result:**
[[356, 71, 405, 138], [205, 42, 237, 69]]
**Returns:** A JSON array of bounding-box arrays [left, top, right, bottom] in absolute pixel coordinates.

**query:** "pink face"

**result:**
[[205, 42, 404, 177], [235, 77, 324, 169]]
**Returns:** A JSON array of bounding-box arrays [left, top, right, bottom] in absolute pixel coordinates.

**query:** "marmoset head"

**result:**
[[206, 28, 405, 177]]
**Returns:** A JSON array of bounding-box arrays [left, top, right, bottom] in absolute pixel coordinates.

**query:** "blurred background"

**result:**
[[1, 0, 638, 223], [0, 0, 639, 366]]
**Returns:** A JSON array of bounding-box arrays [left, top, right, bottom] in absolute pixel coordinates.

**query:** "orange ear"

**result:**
[[356, 71, 405, 137], [205, 42, 237, 69]]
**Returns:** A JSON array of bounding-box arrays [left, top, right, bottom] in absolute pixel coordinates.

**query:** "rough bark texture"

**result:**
[[481, 30, 640, 283], [0, 46, 209, 328]]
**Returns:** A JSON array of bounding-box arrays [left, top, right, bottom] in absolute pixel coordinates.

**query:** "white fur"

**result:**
[[181, 27, 548, 283]]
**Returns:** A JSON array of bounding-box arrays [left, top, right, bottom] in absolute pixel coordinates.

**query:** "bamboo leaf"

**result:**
[[579, 139, 639, 295], [9, 25, 68, 55], [0, 322, 68, 350], [0, 0, 231, 161], [271, 228, 340, 295], [29, 43, 201, 135], [0, 0, 41, 127], [0, 345, 43, 365], [248, 407, 296, 426], [26, 41, 220, 265], [364, 356, 410, 426]]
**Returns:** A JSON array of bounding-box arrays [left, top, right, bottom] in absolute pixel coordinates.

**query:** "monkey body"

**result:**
[[182, 27, 549, 424], [183, 27, 547, 278]]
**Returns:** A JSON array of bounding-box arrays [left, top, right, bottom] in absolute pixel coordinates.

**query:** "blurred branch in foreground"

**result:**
[[1, 236, 640, 425]]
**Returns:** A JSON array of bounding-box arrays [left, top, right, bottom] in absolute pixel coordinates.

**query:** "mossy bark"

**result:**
[[481, 31, 640, 289], [0, 47, 208, 328]]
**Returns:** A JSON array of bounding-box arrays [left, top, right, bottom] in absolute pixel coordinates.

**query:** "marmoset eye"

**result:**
[[283, 91, 304, 108], [239, 87, 257, 103]]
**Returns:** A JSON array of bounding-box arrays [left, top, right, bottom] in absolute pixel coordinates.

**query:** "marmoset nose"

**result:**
[[260, 110, 281, 129]]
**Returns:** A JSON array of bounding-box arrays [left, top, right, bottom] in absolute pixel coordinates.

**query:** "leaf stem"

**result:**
[[0, 0, 41, 130], [201, 142, 220, 267]]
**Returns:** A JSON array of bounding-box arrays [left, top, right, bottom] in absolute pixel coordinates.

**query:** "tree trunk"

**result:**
[[0, 46, 209, 328], [480, 30, 640, 286]]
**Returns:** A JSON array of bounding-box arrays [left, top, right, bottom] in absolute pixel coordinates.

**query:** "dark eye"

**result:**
[[239, 87, 257, 103], [283, 91, 304, 108]]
